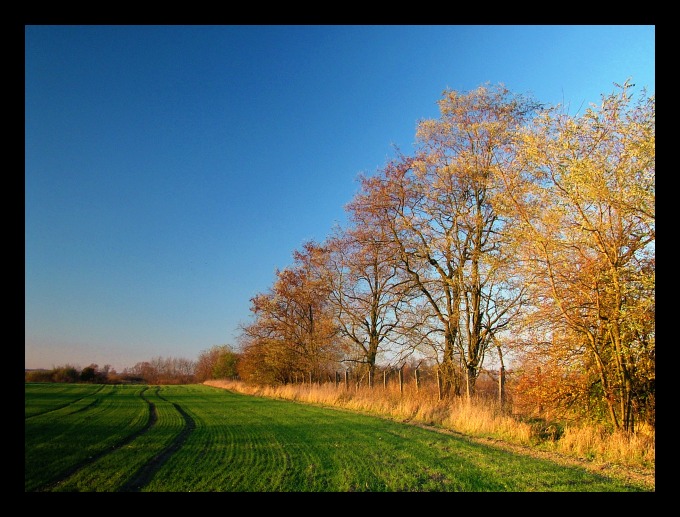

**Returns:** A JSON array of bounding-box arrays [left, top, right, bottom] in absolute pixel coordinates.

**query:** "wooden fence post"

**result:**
[[498, 365, 506, 410], [383, 370, 387, 390], [415, 367, 420, 391], [345, 369, 349, 390], [437, 368, 443, 401], [399, 367, 404, 395]]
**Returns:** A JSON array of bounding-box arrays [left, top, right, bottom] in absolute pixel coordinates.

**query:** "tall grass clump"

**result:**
[[441, 396, 534, 445], [551, 423, 655, 469]]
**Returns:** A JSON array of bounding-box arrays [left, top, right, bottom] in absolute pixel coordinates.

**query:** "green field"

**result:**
[[25, 383, 651, 492]]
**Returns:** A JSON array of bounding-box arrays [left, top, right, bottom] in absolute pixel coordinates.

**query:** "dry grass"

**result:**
[[204, 379, 654, 473], [552, 423, 655, 467]]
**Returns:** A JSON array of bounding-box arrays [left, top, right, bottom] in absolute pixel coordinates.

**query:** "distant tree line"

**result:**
[[25, 364, 116, 384], [24, 345, 241, 385]]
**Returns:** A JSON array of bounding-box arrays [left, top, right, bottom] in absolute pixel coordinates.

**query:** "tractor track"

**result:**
[[35, 386, 195, 493], [118, 394, 196, 492]]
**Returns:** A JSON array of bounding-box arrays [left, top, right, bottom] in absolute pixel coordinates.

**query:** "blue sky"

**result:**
[[25, 25, 655, 372]]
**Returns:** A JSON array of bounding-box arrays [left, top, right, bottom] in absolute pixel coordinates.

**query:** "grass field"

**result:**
[[24, 382, 653, 492]]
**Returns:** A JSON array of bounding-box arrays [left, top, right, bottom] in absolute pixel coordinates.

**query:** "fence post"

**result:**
[[437, 368, 443, 401], [415, 367, 420, 391], [345, 369, 349, 391], [383, 370, 387, 390], [399, 366, 404, 395], [368, 369, 373, 389], [498, 365, 506, 411]]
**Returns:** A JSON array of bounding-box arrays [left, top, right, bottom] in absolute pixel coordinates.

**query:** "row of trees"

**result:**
[[25, 364, 116, 383], [25, 345, 241, 385], [237, 81, 654, 433]]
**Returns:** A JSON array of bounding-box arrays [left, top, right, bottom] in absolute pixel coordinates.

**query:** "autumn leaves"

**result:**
[[238, 81, 654, 432]]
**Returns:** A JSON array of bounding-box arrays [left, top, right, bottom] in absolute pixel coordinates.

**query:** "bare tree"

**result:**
[[323, 224, 412, 381]]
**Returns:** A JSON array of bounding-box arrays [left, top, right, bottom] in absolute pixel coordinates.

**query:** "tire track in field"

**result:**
[[34, 386, 158, 492], [117, 392, 196, 492], [25, 384, 107, 420]]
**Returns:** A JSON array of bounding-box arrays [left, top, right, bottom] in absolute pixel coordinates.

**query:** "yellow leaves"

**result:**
[[415, 119, 438, 141], [411, 158, 428, 176]]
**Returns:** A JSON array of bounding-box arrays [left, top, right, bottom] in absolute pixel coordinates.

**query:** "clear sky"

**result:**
[[25, 25, 655, 372]]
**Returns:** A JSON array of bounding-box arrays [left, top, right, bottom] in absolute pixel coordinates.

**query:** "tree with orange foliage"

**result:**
[[239, 241, 343, 385]]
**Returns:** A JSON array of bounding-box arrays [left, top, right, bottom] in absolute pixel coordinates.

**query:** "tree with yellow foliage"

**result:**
[[497, 80, 654, 431]]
